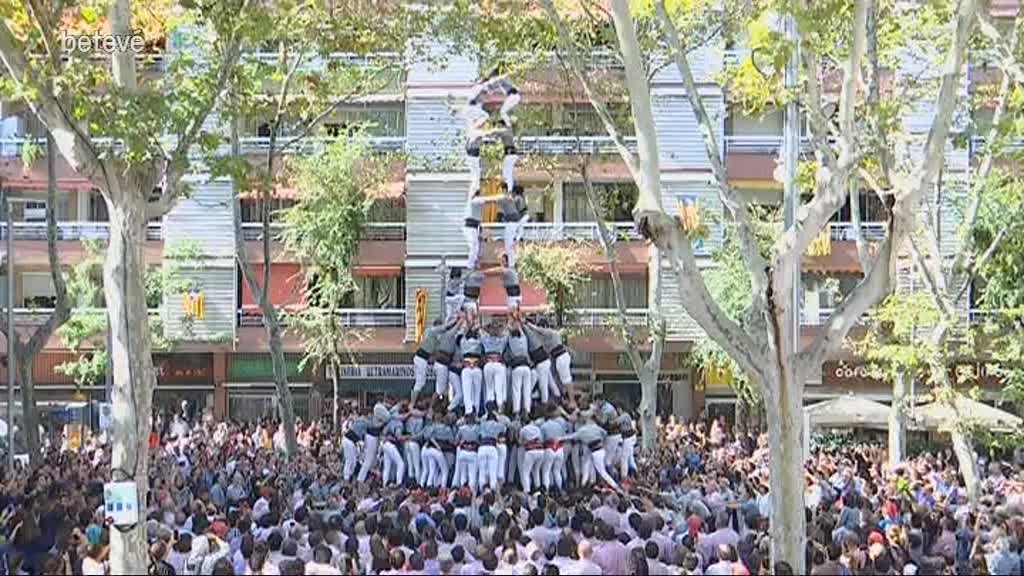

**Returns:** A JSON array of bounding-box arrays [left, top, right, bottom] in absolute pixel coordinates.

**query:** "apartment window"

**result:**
[[577, 274, 648, 309], [22, 272, 56, 308], [806, 275, 859, 309], [89, 191, 109, 221], [340, 276, 404, 309], [726, 109, 783, 136], [563, 182, 637, 222], [516, 104, 560, 137], [241, 198, 296, 223], [333, 105, 405, 137], [830, 192, 888, 223], [564, 103, 634, 136], [367, 199, 404, 222]]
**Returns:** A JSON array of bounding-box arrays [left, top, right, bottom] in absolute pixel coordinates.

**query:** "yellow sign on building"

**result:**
[[806, 224, 832, 257], [183, 290, 205, 320]]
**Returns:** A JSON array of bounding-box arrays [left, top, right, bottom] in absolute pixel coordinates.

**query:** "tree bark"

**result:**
[[269, 322, 299, 454], [763, 367, 808, 573], [229, 95, 299, 458], [951, 429, 979, 503], [638, 367, 658, 451], [103, 195, 155, 576], [889, 370, 907, 466], [331, 359, 340, 429], [16, 360, 40, 466]]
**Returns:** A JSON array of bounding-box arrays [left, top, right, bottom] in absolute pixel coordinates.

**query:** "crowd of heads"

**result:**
[[0, 407, 1022, 575]]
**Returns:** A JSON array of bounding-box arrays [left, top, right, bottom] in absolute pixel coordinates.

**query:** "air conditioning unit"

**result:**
[[23, 201, 46, 222]]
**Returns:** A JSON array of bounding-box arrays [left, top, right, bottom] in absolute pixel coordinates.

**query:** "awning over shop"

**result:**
[[912, 395, 1022, 433]]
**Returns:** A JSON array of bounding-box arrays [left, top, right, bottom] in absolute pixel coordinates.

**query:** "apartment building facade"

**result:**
[[0, 4, 1012, 422]]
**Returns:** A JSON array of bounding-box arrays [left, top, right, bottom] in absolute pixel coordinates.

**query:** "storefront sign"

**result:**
[[822, 362, 884, 388], [823, 361, 1004, 389], [154, 354, 212, 385], [337, 364, 429, 380]]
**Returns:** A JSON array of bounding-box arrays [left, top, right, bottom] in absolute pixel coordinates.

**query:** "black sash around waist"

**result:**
[[529, 347, 549, 364]]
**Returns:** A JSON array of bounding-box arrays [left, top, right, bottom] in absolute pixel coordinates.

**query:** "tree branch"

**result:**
[[977, 10, 1024, 83], [654, 0, 769, 301], [24, 132, 71, 358], [802, 207, 900, 369], [579, 158, 648, 377], [771, 0, 869, 268], [540, 0, 641, 181], [950, 13, 1020, 290], [0, 21, 106, 185], [108, 0, 138, 94], [802, 0, 979, 371]]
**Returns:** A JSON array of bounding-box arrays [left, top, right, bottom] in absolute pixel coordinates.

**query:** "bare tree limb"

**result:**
[[0, 22, 107, 186], [950, 13, 1020, 290], [540, 0, 641, 181], [108, 0, 138, 94], [24, 132, 71, 357], [771, 0, 869, 269], [977, 10, 1024, 83], [654, 0, 769, 302], [803, 0, 979, 369]]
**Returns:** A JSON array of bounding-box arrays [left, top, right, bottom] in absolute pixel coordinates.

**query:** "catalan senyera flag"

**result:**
[[414, 289, 428, 344], [806, 224, 832, 257], [677, 194, 701, 232], [182, 289, 205, 320]]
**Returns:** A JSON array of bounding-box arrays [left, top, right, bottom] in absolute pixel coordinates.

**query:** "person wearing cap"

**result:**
[[459, 318, 485, 416], [507, 314, 533, 416], [452, 414, 481, 493], [481, 317, 510, 414]]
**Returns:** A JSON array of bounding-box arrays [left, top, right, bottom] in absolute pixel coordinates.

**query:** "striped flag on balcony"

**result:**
[[414, 289, 428, 344], [676, 194, 701, 233], [806, 224, 832, 257]]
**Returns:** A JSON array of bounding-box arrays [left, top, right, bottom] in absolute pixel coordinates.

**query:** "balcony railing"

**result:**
[[240, 222, 405, 241], [829, 222, 888, 243], [480, 222, 640, 243], [236, 136, 405, 155], [801, 307, 1011, 327], [0, 135, 405, 159], [237, 307, 406, 328], [571, 308, 650, 327], [513, 136, 638, 156], [722, 134, 815, 155], [0, 221, 163, 241], [12, 307, 160, 326]]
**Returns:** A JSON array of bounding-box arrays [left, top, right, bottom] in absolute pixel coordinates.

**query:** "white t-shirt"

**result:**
[[82, 557, 106, 576]]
